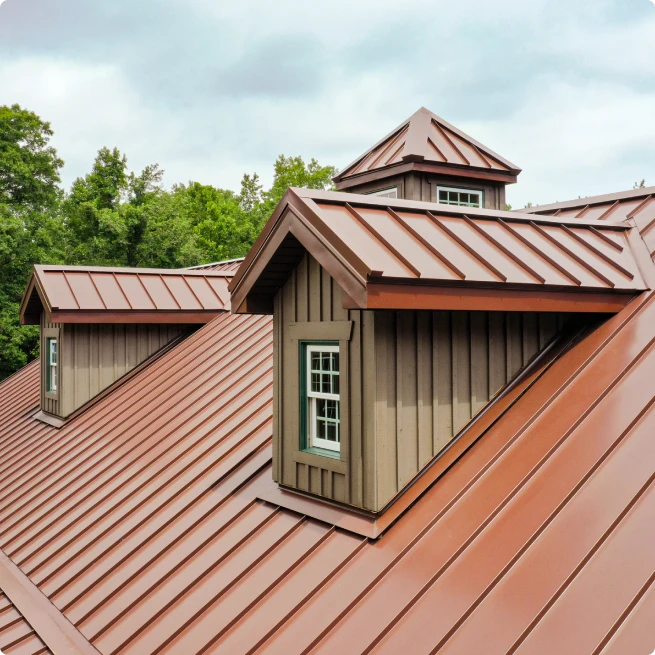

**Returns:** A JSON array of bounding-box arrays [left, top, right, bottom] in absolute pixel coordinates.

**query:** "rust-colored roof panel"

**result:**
[[4, 285, 655, 651], [335, 107, 520, 184], [523, 187, 655, 264], [229, 188, 647, 315], [188, 258, 245, 273], [0, 591, 52, 655], [20, 266, 235, 324]]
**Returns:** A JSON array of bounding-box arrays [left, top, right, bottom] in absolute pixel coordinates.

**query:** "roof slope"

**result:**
[[0, 586, 52, 654], [188, 258, 245, 273], [3, 281, 655, 652], [334, 107, 521, 186], [20, 266, 232, 325], [229, 188, 647, 314], [522, 186, 655, 262]]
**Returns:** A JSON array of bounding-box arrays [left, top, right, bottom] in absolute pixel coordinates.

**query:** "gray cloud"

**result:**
[[0, 0, 653, 207]]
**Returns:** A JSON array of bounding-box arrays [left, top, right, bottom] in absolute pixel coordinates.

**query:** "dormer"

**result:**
[[333, 107, 521, 210], [229, 187, 647, 523], [20, 265, 232, 423]]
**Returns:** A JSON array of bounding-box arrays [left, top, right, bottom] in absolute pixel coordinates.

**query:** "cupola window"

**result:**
[[437, 186, 483, 208], [368, 187, 398, 199], [303, 343, 341, 454]]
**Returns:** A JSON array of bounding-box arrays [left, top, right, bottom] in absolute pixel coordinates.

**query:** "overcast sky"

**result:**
[[1, 0, 653, 208]]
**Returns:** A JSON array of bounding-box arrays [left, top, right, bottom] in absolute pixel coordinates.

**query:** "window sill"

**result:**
[[293, 449, 347, 474], [303, 446, 340, 460]]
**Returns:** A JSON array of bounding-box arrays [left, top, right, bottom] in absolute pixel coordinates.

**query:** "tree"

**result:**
[[0, 103, 338, 379], [0, 104, 64, 212], [634, 179, 646, 189], [0, 105, 65, 379]]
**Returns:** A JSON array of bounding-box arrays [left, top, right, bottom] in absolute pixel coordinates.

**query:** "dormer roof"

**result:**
[[229, 188, 648, 315], [333, 107, 521, 189], [20, 265, 233, 325]]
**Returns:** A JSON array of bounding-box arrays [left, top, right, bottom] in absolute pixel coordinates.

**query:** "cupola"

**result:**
[[333, 107, 521, 210]]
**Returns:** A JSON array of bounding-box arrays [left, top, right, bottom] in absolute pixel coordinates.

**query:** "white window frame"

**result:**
[[47, 337, 58, 393], [436, 186, 483, 208], [368, 187, 398, 199], [305, 344, 340, 453]]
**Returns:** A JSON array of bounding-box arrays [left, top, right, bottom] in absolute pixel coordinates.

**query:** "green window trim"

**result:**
[[300, 340, 341, 458]]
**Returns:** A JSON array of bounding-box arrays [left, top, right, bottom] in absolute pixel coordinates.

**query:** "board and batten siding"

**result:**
[[41, 316, 188, 418], [274, 252, 570, 513], [40, 313, 62, 416], [274, 252, 377, 510], [373, 309, 567, 510]]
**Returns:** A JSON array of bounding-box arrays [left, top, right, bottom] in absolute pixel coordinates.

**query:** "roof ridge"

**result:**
[[520, 187, 655, 214], [0, 547, 99, 654]]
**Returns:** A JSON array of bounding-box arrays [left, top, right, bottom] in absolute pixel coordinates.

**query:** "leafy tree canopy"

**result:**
[[0, 104, 338, 379], [0, 104, 64, 212]]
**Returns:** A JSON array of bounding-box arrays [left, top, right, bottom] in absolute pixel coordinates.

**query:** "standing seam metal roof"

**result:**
[[3, 282, 655, 653], [522, 186, 655, 263], [334, 107, 520, 183], [20, 266, 232, 325]]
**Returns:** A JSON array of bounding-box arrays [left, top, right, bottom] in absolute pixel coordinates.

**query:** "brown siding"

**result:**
[[373, 309, 567, 509], [275, 254, 569, 512], [275, 252, 376, 507], [40, 313, 62, 416], [41, 319, 188, 418], [344, 171, 507, 209]]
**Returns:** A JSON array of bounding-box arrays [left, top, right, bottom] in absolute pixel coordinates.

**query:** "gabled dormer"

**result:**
[[20, 265, 233, 423], [229, 187, 647, 525], [333, 107, 521, 210]]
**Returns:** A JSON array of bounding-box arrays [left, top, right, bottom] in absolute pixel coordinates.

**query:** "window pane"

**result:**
[[327, 422, 338, 443], [438, 190, 447, 202], [332, 352, 339, 370], [311, 352, 321, 370], [311, 373, 320, 392]]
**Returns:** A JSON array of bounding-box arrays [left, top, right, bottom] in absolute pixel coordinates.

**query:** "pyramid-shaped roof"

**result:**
[[334, 107, 521, 187]]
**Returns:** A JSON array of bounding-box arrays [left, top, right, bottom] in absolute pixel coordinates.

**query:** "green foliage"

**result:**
[[0, 105, 66, 379], [0, 104, 338, 379], [0, 104, 64, 211], [634, 179, 646, 189]]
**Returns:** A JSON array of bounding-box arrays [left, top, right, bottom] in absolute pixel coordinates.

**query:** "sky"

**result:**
[[0, 0, 654, 209]]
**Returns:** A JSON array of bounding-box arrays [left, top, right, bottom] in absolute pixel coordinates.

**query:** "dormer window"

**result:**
[[437, 186, 483, 208], [303, 343, 340, 455], [368, 187, 398, 199], [46, 337, 57, 393]]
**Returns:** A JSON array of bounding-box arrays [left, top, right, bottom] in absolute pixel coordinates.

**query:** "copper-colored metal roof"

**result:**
[[3, 279, 655, 652], [188, 258, 245, 273], [20, 265, 233, 325], [523, 186, 655, 262], [334, 107, 521, 188], [229, 188, 648, 315], [0, 587, 53, 654]]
